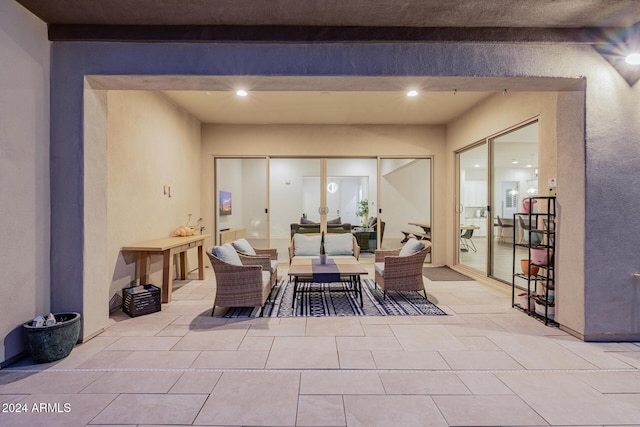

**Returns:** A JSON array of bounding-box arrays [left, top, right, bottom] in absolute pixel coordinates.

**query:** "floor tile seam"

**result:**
[[4, 367, 639, 374]]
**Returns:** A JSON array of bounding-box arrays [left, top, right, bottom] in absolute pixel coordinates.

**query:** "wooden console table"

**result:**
[[122, 234, 212, 303]]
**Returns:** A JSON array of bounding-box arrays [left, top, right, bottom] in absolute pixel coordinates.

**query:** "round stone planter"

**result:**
[[23, 312, 81, 363]]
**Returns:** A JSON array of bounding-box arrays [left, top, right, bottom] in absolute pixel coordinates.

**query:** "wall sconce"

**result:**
[[593, 22, 640, 86], [327, 182, 338, 193]]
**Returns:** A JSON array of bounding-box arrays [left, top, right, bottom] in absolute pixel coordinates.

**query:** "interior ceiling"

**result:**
[[19, 1, 637, 125]]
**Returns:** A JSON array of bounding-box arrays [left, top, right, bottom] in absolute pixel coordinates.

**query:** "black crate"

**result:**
[[122, 284, 161, 317]]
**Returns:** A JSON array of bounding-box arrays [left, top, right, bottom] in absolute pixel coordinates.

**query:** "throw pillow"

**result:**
[[212, 243, 243, 265], [231, 238, 256, 255], [293, 233, 321, 256], [327, 216, 342, 225], [324, 233, 354, 256], [399, 238, 425, 257], [300, 217, 316, 224]]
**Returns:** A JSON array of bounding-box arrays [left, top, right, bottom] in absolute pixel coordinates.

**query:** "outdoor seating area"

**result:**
[[207, 233, 434, 314]]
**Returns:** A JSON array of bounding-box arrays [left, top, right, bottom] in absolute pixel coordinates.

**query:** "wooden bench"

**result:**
[[401, 230, 430, 243]]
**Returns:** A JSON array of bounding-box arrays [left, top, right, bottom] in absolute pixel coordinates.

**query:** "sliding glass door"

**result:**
[[490, 121, 539, 283], [456, 120, 539, 283], [215, 156, 433, 264], [457, 144, 488, 273]]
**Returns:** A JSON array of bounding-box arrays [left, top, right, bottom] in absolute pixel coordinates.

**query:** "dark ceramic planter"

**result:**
[[22, 312, 81, 363]]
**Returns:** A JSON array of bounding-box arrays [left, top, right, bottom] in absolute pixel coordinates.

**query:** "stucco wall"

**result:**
[[0, 1, 50, 365], [48, 41, 640, 340], [582, 67, 640, 340], [107, 90, 202, 314]]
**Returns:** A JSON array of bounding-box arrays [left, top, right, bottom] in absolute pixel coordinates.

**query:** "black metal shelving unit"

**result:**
[[511, 196, 557, 326]]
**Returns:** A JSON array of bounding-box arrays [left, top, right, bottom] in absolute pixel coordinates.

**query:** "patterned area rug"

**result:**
[[222, 279, 447, 318]]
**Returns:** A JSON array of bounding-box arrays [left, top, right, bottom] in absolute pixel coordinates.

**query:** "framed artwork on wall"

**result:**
[[219, 191, 232, 215]]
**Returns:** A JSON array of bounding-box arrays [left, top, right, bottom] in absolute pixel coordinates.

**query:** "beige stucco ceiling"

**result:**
[[87, 75, 582, 125], [162, 90, 494, 125]]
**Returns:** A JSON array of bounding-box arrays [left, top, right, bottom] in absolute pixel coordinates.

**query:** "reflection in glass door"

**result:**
[[490, 121, 539, 283], [215, 158, 268, 247], [457, 144, 488, 274], [327, 159, 378, 253], [379, 158, 432, 263]]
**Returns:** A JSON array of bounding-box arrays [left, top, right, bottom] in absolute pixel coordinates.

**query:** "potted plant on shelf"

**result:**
[[356, 199, 369, 228]]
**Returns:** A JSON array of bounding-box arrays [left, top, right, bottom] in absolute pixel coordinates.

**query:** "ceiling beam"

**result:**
[[48, 25, 613, 44]]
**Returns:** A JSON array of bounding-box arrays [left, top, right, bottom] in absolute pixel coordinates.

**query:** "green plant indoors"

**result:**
[[356, 199, 369, 227]]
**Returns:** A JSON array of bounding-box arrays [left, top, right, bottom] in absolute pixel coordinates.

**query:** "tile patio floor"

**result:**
[[2, 263, 640, 426]]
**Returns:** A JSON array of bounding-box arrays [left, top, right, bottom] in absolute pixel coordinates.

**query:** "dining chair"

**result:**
[[496, 216, 514, 243]]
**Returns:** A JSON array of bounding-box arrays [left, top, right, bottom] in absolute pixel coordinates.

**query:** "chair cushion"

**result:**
[[293, 234, 321, 256], [374, 262, 385, 277], [231, 238, 256, 256], [300, 217, 317, 224], [399, 238, 425, 257], [262, 271, 271, 288], [270, 260, 278, 273], [212, 243, 242, 266], [324, 233, 353, 256]]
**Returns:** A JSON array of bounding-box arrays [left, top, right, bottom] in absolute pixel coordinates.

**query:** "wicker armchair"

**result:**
[[236, 247, 278, 287], [374, 242, 431, 299], [206, 248, 273, 315]]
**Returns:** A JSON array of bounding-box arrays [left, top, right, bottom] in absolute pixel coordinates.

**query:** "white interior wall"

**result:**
[[107, 91, 202, 313], [381, 159, 432, 249], [0, 1, 50, 365]]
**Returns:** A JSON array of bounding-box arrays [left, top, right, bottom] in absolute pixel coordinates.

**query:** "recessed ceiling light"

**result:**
[[406, 90, 419, 97], [526, 164, 533, 168], [625, 53, 640, 65], [236, 89, 248, 97], [512, 160, 519, 164], [474, 164, 480, 168]]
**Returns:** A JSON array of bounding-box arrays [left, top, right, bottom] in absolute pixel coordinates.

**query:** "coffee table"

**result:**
[[288, 257, 368, 308]]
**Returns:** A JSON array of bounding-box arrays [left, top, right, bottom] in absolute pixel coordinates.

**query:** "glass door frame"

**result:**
[[213, 156, 270, 246], [454, 117, 540, 283], [455, 142, 489, 269]]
